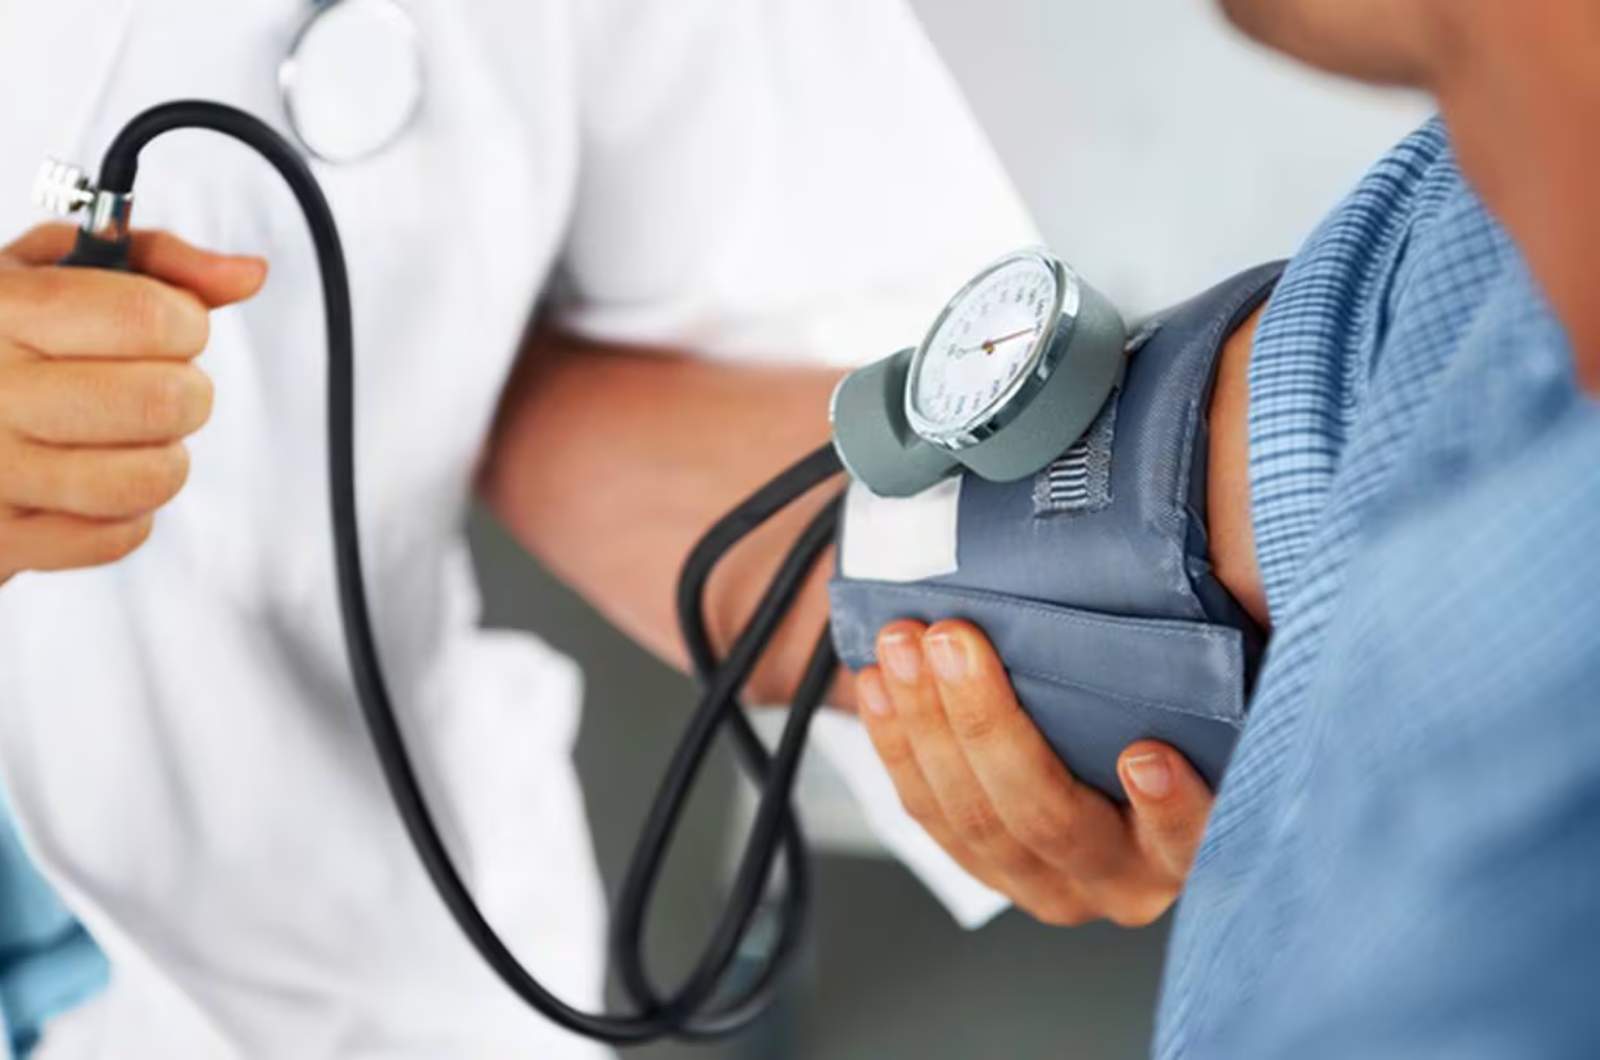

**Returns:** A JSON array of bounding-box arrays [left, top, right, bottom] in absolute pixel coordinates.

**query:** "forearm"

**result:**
[[481, 291, 1267, 713], [479, 328, 850, 706]]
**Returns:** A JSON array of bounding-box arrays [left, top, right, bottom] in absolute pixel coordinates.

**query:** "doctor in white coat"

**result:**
[[0, 0, 1035, 1056]]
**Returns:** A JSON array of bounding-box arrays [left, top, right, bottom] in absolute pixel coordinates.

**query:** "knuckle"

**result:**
[[1135, 809, 1207, 871], [18, 268, 72, 317], [85, 516, 153, 567], [1013, 804, 1078, 861], [32, 451, 71, 505], [0, 366, 29, 427], [25, 222, 69, 245], [1106, 908, 1159, 929], [138, 366, 208, 436], [116, 446, 190, 512], [10, 223, 54, 252], [897, 790, 938, 827], [8, 224, 68, 263], [1104, 891, 1175, 929], [178, 367, 214, 431], [119, 283, 205, 357], [113, 282, 170, 346], [874, 736, 917, 772], [0, 433, 22, 488], [138, 371, 186, 434], [1025, 896, 1092, 929], [948, 799, 1006, 846], [177, 300, 210, 357], [1067, 842, 1123, 887], [989, 842, 1044, 880], [946, 704, 1003, 746], [144, 230, 180, 262], [1150, 814, 1202, 858], [163, 444, 193, 495]]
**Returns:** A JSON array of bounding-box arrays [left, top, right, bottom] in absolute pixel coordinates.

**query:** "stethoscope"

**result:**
[[279, 0, 425, 164]]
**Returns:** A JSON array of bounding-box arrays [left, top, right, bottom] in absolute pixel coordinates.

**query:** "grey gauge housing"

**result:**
[[832, 248, 1127, 497]]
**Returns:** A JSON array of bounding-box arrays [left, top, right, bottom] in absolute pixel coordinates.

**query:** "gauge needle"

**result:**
[[960, 326, 1038, 357]]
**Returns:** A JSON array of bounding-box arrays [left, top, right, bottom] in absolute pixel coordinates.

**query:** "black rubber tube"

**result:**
[[611, 489, 839, 1030], [80, 101, 845, 1045]]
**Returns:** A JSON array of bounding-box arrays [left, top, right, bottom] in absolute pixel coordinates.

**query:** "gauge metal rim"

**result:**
[[904, 247, 1081, 453]]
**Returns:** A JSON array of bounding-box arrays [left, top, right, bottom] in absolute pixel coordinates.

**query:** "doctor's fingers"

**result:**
[[0, 435, 190, 520], [0, 505, 153, 581], [871, 622, 1059, 874], [0, 355, 215, 445], [1116, 740, 1214, 884], [3, 224, 268, 310], [915, 623, 1178, 913], [868, 623, 1111, 918], [919, 621, 1133, 874], [897, 619, 1197, 927], [0, 265, 211, 361], [856, 665, 1097, 927]]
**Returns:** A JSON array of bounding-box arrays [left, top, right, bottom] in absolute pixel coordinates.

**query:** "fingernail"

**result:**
[[1124, 753, 1172, 800], [925, 632, 968, 682], [858, 673, 892, 717], [879, 632, 921, 683]]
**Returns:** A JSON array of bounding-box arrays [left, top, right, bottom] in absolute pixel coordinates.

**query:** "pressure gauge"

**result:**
[[832, 248, 1127, 497], [907, 250, 1072, 450]]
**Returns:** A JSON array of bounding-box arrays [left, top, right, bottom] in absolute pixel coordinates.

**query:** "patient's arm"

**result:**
[[1207, 302, 1271, 627]]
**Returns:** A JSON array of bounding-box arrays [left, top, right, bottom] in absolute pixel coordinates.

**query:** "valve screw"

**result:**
[[33, 158, 96, 216]]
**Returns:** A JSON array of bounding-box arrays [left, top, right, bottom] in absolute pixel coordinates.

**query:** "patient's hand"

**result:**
[[856, 619, 1214, 927]]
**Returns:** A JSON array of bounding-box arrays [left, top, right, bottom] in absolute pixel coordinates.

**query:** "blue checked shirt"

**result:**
[[1158, 119, 1600, 1056]]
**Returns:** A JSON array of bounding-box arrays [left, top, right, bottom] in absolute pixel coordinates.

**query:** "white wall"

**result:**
[[911, 0, 1431, 316]]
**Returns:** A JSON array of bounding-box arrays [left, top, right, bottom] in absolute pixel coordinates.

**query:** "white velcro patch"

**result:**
[[839, 476, 962, 583]]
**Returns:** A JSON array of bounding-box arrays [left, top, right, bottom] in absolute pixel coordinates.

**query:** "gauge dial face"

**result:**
[[909, 253, 1063, 441]]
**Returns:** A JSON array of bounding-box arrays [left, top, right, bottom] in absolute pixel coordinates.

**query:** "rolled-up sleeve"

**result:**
[[555, 0, 1037, 367]]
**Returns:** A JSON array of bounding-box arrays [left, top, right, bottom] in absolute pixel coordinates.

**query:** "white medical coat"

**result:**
[[0, 0, 1032, 1056]]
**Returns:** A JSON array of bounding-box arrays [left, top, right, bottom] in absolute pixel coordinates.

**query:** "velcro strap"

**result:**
[[1032, 388, 1118, 516]]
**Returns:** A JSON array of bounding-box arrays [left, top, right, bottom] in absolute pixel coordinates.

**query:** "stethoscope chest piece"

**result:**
[[279, 0, 424, 165]]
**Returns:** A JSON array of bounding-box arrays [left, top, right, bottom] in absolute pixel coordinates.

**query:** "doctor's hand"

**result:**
[[0, 224, 266, 586], [856, 619, 1214, 928]]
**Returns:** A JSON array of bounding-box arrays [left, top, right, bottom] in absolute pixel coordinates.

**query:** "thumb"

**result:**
[[1117, 741, 1214, 882], [4, 224, 267, 308], [128, 230, 267, 308]]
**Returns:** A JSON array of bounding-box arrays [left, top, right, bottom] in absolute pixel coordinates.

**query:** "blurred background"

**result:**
[[471, 2, 1427, 1057]]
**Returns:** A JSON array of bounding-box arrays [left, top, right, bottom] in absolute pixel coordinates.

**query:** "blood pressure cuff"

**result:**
[[828, 262, 1285, 798]]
